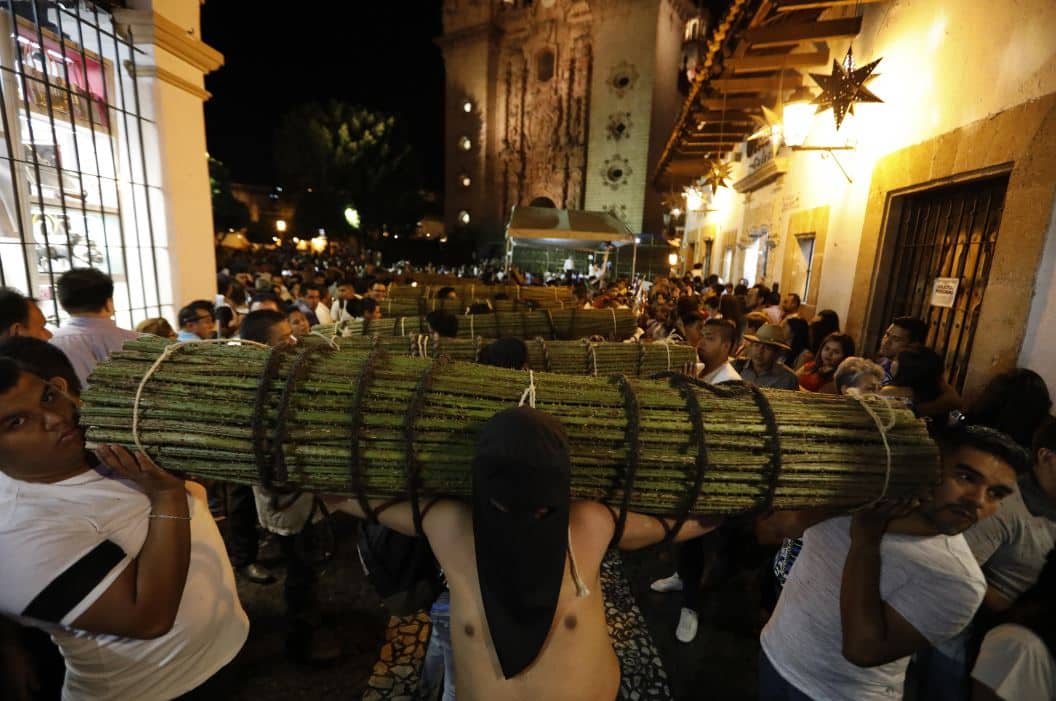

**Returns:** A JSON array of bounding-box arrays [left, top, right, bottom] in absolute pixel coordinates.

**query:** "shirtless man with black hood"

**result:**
[[328, 406, 720, 701]]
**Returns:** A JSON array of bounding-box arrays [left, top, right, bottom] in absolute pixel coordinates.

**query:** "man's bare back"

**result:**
[[424, 500, 620, 701]]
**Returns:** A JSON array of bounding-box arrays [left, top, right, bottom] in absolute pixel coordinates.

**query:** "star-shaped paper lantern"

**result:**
[[702, 158, 733, 194], [748, 104, 783, 155], [809, 47, 883, 130]]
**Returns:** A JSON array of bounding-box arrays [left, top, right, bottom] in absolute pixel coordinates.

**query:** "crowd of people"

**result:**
[[0, 248, 1052, 701]]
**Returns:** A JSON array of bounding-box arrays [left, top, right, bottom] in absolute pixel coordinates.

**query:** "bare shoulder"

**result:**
[[422, 499, 472, 546], [570, 501, 616, 548]]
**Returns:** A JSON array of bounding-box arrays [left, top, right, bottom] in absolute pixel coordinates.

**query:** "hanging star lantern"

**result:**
[[702, 158, 733, 194], [809, 46, 883, 130], [748, 104, 784, 155]]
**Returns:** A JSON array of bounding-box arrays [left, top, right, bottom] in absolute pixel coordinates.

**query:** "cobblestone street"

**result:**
[[224, 513, 760, 700]]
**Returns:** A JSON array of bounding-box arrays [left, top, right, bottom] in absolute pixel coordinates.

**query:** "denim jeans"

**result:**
[[758, 650, 814, 701], [422, 590, 456, 701]]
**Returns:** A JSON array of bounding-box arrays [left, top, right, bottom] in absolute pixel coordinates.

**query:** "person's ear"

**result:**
[[48, 377, 81, 406], [1038, 447, 1056, 473], [105, 298, 115, 315]]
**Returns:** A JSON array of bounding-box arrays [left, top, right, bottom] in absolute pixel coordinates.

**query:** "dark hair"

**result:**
[[468, 302, 492, 315], [744, 311, 768, 333], [785, 292, 801, 307], [56, 268, 114, 314], [250, 290, 281, 307], [765, 291, 781, 306], [704, 318, 737, 347], [359, 298, 379, 317], [892, 347, 944, 403], [809, 310, 841, 355], [426, 310, 459, 338], [177, 300, 215, 327], [891, 316, 929, 345], [718, 295, 744, 328], [676, 296, 699, 319], [239, 309, 286, 344], [215, 306, 237, 338], [681, 310, 705, 327], [1033, 417, 1056, 458], [0, 288, 31, 336], [479, 337, 528, 370], [0, 337, 81, 396], [940, 424, 1031, 476], [733, 284, 748, 296], [967, 368, 1052, 450], [784, 317, 810, 363], [217, 273, 233, 296], [436, 286, 456, 299]]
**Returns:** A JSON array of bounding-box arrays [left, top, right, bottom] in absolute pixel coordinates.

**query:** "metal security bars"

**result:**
[[0, 0, 170, 329], [877, 174, 1009, 392]]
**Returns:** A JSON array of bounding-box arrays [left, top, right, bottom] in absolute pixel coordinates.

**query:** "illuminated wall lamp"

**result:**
[[782, 86, 855, 184]]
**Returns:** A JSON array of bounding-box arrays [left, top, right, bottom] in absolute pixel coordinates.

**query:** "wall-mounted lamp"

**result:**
[[781, 85, 855, 183]]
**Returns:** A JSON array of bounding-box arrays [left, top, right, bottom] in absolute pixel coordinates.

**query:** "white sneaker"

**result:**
[[675, 607, 699, 643], [650, 572, 684, 593]]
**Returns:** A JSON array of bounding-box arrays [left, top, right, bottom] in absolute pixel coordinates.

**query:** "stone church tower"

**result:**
[[438, 0, 697, 246]]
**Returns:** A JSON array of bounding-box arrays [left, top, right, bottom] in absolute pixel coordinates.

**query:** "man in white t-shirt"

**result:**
[[758, 425, 1024, 700], [651, 318, 742, 642], [0, 341, 248, 699]]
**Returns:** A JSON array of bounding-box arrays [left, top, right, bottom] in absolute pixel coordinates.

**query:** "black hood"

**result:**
[[472, 406, 571, 678]]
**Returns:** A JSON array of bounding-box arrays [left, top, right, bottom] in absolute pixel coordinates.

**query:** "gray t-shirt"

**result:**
[[965, 474, 1056, 602], [738, 361, 800, 390], [761, 516, 986, 700]]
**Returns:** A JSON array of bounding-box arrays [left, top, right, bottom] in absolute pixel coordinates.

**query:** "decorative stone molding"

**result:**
[[123, 61, 211, 101], [607, 61, 639, 97], [601, 154, 632, 190], [605, 111, 633, 141], [112, 9, 224, 74], [732, 157, 788, 193]]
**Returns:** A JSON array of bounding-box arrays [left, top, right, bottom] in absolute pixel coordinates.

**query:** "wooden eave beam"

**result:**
[[699, 96, 765, 111], [691, 110, 755, 125], [775, 0, 888, 12], [743, 16, 862, 48], [724, 49, 830, 72], [711, 73, 804, 93]]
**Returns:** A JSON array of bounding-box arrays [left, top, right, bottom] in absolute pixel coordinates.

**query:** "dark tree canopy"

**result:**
[[274, 102, 423, 241], [209, 157, 250, 233]]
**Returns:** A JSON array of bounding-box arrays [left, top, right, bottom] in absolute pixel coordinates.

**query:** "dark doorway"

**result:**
[[875, 174, 1009, 392]]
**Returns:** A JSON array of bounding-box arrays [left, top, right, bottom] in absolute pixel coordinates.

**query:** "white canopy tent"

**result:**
[[504, 205, 638, 278]]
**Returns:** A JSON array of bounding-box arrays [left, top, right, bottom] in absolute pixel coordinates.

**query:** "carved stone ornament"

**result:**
[[602, 202, 629, 224], [605, 112, 633, 141], [601, 154, 633, 191], [607, 61, 639, 98]]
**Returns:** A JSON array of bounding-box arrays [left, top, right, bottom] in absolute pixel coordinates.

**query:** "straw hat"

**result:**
[[743, 323, 791, 351]]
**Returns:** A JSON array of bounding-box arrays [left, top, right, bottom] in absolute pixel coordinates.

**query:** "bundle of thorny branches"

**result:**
[[81, 337, 939, 516]]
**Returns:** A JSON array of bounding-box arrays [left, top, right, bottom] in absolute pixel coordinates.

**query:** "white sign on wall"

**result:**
[[930, 277, 960, 308]]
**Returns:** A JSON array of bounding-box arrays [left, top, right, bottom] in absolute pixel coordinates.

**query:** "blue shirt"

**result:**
[[49, 316, 141, 388], [176, 330, 203, 342]]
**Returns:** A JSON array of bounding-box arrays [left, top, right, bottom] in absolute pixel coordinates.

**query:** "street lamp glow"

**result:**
[[275, 219, 287, 232], [344, 207, 360, 228], [462, 100, 473, 113], [783, 86, 815, 147], [458, 136, 472, 151], [668, 253, 679, 266], [459, 174, 472, 188], [458, 210, 471, 226]]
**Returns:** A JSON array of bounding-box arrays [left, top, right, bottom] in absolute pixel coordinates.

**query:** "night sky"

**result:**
[[201, 1, 446, 190]]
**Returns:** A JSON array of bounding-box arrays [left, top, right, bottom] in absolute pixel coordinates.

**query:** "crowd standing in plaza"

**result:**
[[0, 244, 1052, 700]]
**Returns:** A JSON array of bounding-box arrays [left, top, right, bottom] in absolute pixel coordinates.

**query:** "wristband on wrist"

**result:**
[[148, 512, 191, 521]]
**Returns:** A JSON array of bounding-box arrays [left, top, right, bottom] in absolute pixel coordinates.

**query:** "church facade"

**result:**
[[438, 0, 698, 247]]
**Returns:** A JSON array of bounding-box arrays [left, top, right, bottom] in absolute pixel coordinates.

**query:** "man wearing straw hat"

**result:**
[[737, 323, 800, 391], [327, 406, 721, 701]]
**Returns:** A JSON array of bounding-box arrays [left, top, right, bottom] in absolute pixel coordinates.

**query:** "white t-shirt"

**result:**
[[972, 624, 1056, 701], [0, 467, 249, 700], [701, 361, 741, 384], [761, 516, 986, 700]]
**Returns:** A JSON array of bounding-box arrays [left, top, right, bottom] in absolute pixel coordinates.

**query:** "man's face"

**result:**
[[0, 373, 84, 482], [303, 288, 321, 309], [267, 320, 295, 348], [23, 304, 52, 341], [338, 284, 356, 301], [364, 305, 383, 322], [749, 341, 780, 373], [369, 283, 387, 302], [287, 311, 310, 337], [781, 295, 798, 314], [879, 324, 916, 359], [235, 272, 253, 287], [685, 320, 704, 348], [185, 309, 216, 339], [696, 326, 730, 365], [920, 446, 1017, 535]]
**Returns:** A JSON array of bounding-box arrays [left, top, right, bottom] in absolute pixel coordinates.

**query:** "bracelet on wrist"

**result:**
[[148, 512, 191, 521]]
